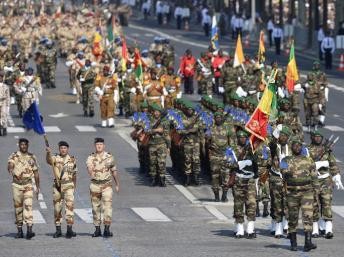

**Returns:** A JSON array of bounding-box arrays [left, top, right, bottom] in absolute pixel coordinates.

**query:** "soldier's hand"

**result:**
[[35, 188, 40, 200], [114, 185, 120, 193], [46, 147, 52, 153], [154, 127, 163, 133]]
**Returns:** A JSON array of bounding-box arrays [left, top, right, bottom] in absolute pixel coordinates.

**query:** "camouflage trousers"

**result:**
[[90, 181, 113, 226], [12, 183, 33, 226], [53, 183, 75, 225], [138, 142, 149, 174], [232, 177, 256, 223], [257, 168, 270, 203], [182, 141, 200, 175], [82, 84, 94, 113], [209, 152, 229, 192], [148, 143, 167, 178], [197, 79, 212, 96], [287, 188, 314, 233], [269, 175, 287, 223], [304, 101, 319, 126], [15, 94, 23, 116], [44, 64, 56, 87], [100, 95, 115, 120], [0, 103, 8, 128], [313, 177, 333, 221]]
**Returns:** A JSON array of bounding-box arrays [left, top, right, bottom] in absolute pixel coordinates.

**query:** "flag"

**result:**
[[211, 16, 219, 50], [233, 35, 245, 68], [121, 36, 128, 72], [92, 32, 103, 57], [286, 41, 299, 93], [134, 48, 143, 83], [258, 31, 265, 64], [22, 102, 45, 135], [107, 14, 115, 45], [245, 69, 278, 151]]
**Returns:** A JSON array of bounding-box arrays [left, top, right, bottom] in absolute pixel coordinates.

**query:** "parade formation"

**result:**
[[0, 1, 343, 255]]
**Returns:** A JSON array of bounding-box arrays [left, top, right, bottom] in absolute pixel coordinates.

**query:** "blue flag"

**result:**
[[211, 16, 219, 50], [22, 102, 45, 135]]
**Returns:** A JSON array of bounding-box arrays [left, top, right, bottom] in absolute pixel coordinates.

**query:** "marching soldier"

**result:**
[[143, 68, 167, 108], [280, 138, 318, 252], [308, 131, 344, 239], [94, 66, 118, 128], [161, 66, 181, 108], [77, 59, 97, 117], [7, 138, 40, 239], [46, 141, 77, 239], [86, 138, 120, 238], [42, 40, 57, 88], [0, 71, 10, 136], [196, 52, 212, 97]]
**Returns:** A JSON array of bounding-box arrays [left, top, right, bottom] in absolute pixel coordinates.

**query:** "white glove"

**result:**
[[117, 78, 122, 82], [65, 60, 73, 67], [94, 87, 104, 96], [248, 90, 257, 95], [333, 174, 344, 190], [238, 160, 252, 170], [236, 86, 248, 98], [176, 91, 182, 99], [218, 86, 224, 93], [318, 104, 323, 111], [91, 62, 97, 67], [21, 87, 27, 93], [79, 77, 85, 82], [114, 89, 119, 104], [304, 83, 310, 88], [130, 87, 136, 94], [315, 160, 329, 170], [272, 124, 283, 139], [325, 87, 329, 102], [278, 87, 285, 98], [212, 78, 215, 83], [201, 68, 208, 73]]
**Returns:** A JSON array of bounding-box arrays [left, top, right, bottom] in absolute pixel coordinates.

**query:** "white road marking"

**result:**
[[44, 126, 61, 132], [117, 131, 138, 151], [131, 207, 172, 222], [7, 115, 15, 127], [333, 114, 340, 118], [75, 125, 97, 132], [325, 125, 344, 132], [7, 127, 25, 133], [49, 112, 69, 118], [74, 208, 93, 223], [174, 185, 200, 204], [38, 193, 44, 201], [33, 210, 46, 223], [332, 206, 344, 219], [204, 206, 229, 221], [39, 202, 47, 209], [144, 33, 154, 37]]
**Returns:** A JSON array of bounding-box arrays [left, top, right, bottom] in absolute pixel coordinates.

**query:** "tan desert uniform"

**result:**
[[15, 76, 42, 112], [0, 81, 10, 130], [143, 78, 167, 107], [161, 74, 181, 108], [8, 151, 39, 226], [86, 152, 116, 226], [47, 153, 77, 225]]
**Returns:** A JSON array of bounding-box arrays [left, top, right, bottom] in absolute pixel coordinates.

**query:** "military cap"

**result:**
[[216, 102, 225, 110], [280, 126, 291, 136], [94, 138, 105, 143], [58, 141, 69, 147], [150, 103, 162, 112], [247, 96, 258, 106], [237, 130, 249, 137], [18, 138, 29, 144], [140, 101, 149, 109], [279, 98, 290, 105], [291, 137, 302, 145], [311, 130, 323, 137], [230, 93, 242, 101], [313, 60, 320, 65], [214, 112, 223, 117]]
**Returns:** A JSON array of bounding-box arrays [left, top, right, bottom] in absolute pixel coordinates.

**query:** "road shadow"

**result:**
[[264, 244, 291, 250], [45, 232, 92, 237], [212, 229, 236, 238]]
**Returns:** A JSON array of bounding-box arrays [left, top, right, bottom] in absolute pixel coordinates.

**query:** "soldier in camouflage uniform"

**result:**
[[196, 52, 212, 97], [77, 59, 97, 117], [308, 130, 343, 239], [86, 138, 120, 238], [46, 141, 77, 239], [230, 130, 258, 239], [42, 40, 57, 88], [146, 103, 170, 186], [222, 60, 238, 104], [207, 112, 232, 201], [161, 67, 181, 108], [280, 138, 319, 252], [0, 71, 10, 136], [7, 138, 40, 239]]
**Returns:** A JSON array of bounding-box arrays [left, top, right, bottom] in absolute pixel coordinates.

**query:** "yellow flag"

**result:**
[[233, 35, 245, 68]]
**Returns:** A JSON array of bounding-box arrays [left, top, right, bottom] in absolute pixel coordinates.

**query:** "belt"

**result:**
[[286, 180, 311, 186], [147, 96, 161, 100], [270, 168, 283, 179], [13, 178, 32, 185], [318, 173, 330, 179], [91, 179, 111, 184], [236, 170, 254, 179], [236, 173, 254, 179]]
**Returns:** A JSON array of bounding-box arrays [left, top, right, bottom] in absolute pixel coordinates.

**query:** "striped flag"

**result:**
[[233, 35, 245, 68], [245, 69, 278, 151], [258, 31, 265, 64], [211, 16, 219, 50], [107, 14, 115, 45], [286, 41, 299, 93], [92, 32, 103, 57], [134, 48, 143, 83], [121, 36, 128, 72]]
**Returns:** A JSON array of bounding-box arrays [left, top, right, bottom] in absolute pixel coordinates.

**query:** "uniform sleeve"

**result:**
[[31, 155, 39, 172], [309, 160, 320, 190], [8, 153, 16, 165], [328, 152, 340, 176], [163, 120, 171, 149], [86, 156, 93, 168]]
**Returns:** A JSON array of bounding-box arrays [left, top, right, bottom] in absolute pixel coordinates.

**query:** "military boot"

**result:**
[[184, 174, 191, 186], [150, 177, 158, 187], [103, 225, 113, 238], [214, 190, 220, 202], [119, 106, 124, 116], [15, 226, 24, 239], [262, 202, 269, 217], [304, 231, 317, 252], [221, 190, 228, 202], [193, 174, 200, 186], [92, 226, 101, 237], [89, 110, 95, 117], [66, 225, 76, 239], [0, 128, 2, 136], [160, 176, 166, 187], [26, 225, 35, 240], [53, 226, 62, 238], [2, 128, 7, 136], [83, 110, 88, 117], [256, 202, 260, 217], [289, 232, 297, 251]]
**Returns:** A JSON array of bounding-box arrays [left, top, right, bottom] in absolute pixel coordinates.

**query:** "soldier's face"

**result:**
[[279, 134, 288, 145], [291, 143, 302, 155], [237, 136, 247, 146], [153, 110, 161, 118], [312, 135, 323, 145], [215, 116, 223, 125], [59, 146, 69, 156], [95, 143, 105, 153], [19, 142, 28, 153]]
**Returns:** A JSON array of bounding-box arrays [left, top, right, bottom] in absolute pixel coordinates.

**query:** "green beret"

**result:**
[[279, 98, 290, 105], [280, 126, 291, 136], [291, 137, 302, 145], [140, 101, 149, 109], [150, 103, 162, 112], [311, 130, 323, 137], [216, 102, 225, 110], [237, 130, 249, 137], [214, 112, 223, 117], [248, 96, 258, 106], [230, 93, 242, 101]]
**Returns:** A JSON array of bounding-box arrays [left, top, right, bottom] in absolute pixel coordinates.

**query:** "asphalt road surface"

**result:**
[[0, 17, 344, 257]]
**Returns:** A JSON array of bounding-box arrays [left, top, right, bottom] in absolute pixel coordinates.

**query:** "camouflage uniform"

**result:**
[[8, 151, 39, 227], [222, 62, 238, 104], [42, 45, 58, 88], [0, 79, 10, 135], [196, 56, 212, 96], [15, 75, 42, 112], [77, 65, 97, 116]]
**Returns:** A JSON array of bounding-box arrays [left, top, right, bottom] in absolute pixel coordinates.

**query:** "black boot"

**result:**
[[0, 128, 2, 136], [221, 190, 228, 202], [53, 226, 62, 238], [84, 110, 88, 117], [119, 106, 123, 116], [66, 225, 76, 238], [214, 191, 220, 202], [160, 176, 166, 187], [15, 226, 24, 239], [26, 225, 35, 240], [325, 231, 333, 239], [103, 225, 113, 238], [184, 175, 191, 186], [256, 202, 260, 217], [304, 231, 317, 252], [150, 177, 158, 187], [262, 202, 269, 217], [193, 174, 200, 186], [92, 226, 101, 237], [89, 111, 95, 117], [289, 232, 297, 251], [2, 128, 7, 136]]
